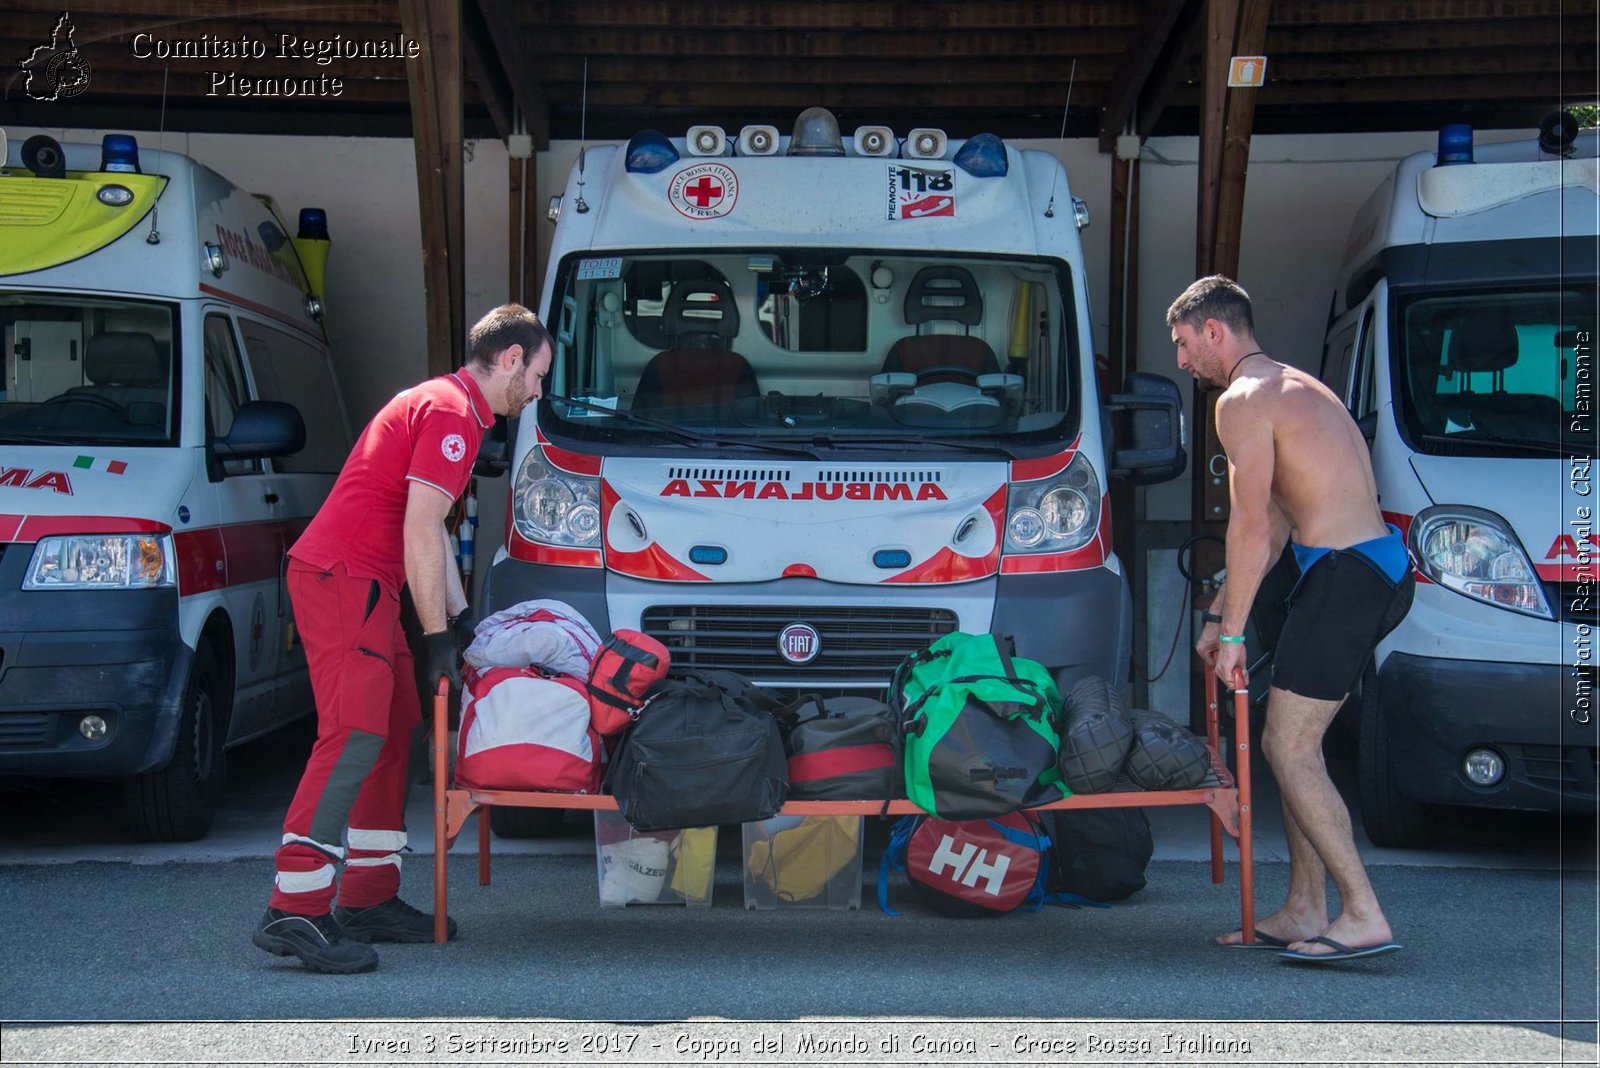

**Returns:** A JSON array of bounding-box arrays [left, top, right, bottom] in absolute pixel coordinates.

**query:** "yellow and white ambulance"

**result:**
[[1319, 120, 1598, 844], [0, 131, 350, 839], [486, 110, 1184, 712]]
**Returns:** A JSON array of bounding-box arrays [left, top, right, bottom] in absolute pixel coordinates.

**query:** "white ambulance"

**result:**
[[0, 131, 350, 840], [485, 109, 1184, 722], [1319, 119, 1598, 845]]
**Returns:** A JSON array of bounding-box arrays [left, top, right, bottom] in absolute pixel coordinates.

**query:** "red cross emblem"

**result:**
[[669, 164, 738, 219], [684, 176, 723, 207]]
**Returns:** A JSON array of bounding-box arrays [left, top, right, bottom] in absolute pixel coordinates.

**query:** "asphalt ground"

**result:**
[[1, 720, 1596, 1065]]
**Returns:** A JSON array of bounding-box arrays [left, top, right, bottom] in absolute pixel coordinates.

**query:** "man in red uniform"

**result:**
[[253, 305, 552, 973]]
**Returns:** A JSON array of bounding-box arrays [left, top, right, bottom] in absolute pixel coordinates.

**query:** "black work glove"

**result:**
[[449, 611, 476, 657], [421, 629, 461, 693]]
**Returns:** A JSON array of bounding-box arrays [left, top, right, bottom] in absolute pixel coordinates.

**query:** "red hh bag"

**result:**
[[586, 629, 670, 736], [457, 666, 603, 793]]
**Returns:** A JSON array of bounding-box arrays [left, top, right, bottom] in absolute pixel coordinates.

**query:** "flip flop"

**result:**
[[1219, 929, 1291, 949], [1278, 935, 1403, 963]]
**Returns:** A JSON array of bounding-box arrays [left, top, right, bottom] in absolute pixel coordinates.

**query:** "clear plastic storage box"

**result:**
[[593, 811, 716, 907], [741, 815, 864, 910]]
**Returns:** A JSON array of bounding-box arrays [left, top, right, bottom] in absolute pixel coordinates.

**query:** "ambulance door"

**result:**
[[235, 316, 351, 722], [200, 309, 282, 739]]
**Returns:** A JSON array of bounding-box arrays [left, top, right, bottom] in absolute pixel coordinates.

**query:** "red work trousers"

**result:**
[[270, 559, 419, 915]]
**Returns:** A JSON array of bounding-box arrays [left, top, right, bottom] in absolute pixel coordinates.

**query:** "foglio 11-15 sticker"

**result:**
[[887, 164, 955, 220], [669, 163, 739, 220]]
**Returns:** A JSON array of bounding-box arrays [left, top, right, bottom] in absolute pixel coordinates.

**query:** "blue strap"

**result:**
[[876, 816, 920, 917]]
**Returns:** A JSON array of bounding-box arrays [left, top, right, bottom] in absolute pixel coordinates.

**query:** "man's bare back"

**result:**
[[1219, 360, 1388, 551]]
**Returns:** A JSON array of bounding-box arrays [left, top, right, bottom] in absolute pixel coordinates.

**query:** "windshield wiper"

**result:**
[[1415, 432, 1590, 457], [544, 395, 820, 459], [812, 435, 1019, 459]]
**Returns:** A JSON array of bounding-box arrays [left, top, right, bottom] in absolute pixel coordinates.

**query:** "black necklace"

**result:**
[[1227, 350, 1268, 385]]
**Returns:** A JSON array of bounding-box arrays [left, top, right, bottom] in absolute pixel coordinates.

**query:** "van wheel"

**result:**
[[123, 645, 228, 842], [1356, 663, 1432, 848], [489, 807, 566, 839]]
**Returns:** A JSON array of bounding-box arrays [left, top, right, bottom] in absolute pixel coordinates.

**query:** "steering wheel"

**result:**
[[41, 393, 129, 417], [912, 366, 983, 385]]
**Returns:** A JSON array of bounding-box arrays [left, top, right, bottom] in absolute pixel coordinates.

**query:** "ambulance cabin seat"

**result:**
[[632, 278, 759, 412], [880, 266, 1000, 386]]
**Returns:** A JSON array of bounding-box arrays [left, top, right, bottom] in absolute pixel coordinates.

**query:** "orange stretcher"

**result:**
[[430, 668, 1255, 945]]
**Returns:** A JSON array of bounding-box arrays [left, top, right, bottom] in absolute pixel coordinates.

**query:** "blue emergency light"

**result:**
[[100, 134, 141, 173], [688, 545, 728, 565], [1436, 124, 1474, 166], [873, 549, 913, 569], [625, 130, 680, 174], [953, 132, 1008, 177], [297, 208, 329, 240]]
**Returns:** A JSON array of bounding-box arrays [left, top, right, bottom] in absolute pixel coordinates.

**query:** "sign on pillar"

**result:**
[[1227, 55, 1268, 89]]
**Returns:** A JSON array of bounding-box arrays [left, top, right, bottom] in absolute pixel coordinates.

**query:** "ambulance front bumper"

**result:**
[[1379, 652, 1597, 811], [0, 577, 188, 779]]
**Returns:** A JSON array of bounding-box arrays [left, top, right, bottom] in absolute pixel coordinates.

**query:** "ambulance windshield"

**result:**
[[0, 293, 177, 446], [1396, 285, 1597, 457], [542, 252, 1078, 447]]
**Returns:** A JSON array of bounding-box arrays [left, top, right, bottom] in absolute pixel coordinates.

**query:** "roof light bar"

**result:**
[[625, 130, 680, 174], [953, 132, 1007, 176], [788, 107, 845, 157], [100, 134, 141, 174]]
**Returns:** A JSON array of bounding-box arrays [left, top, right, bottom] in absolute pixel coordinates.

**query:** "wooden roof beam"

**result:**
[[475, 0, 551, 149], [1098, 0, 1192, 151], [461, 0, 513, 140]]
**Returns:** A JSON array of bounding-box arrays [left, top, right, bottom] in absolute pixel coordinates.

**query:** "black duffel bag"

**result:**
[[774, 694, 902, 801], [1039, 807, 1154, 902], [603, 669, 789, 832], [1124, 710, 1211, 791]]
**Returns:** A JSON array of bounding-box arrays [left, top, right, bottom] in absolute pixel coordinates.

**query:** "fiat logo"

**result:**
[[777, 622, 821, 665]]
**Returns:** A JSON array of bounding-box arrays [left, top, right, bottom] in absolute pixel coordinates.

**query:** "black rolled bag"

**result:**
[[1123, 709, 1212, 791], [1055, 676, 1135, 794], [603, 669, 789, 832]]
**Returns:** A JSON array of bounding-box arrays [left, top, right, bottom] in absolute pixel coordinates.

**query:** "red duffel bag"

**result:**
[[457, 666, 603, 793], [586, 629, 670, 736]]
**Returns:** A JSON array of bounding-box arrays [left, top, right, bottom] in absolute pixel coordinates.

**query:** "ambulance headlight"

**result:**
[[512, 446, 601, 548], [1411, 505, 1551, 619], [24, 534, 176, 589], [1004, 452, 1100, 555]]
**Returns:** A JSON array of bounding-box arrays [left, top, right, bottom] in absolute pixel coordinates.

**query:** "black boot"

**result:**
[[333, 896, 457, 943], [252, 908, 379, 974]]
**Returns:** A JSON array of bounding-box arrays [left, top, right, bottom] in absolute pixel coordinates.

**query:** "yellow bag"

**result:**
[[746, 817, 860, 902], [667, 826, 717, 901]]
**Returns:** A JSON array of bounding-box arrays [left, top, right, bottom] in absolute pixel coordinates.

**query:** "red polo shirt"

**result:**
[[290, 371, 492, 593]]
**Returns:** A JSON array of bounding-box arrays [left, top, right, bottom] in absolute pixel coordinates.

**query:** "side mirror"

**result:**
[[1105, 372, 1187, 485], [473, 415, 511, 478], [211, 401, 305, 461]]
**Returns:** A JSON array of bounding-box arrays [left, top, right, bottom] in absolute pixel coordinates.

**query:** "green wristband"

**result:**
[[1218, 634, 1246, 644]]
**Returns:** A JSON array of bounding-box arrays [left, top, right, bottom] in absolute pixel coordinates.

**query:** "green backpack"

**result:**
[[890, 632, 1069, 819]]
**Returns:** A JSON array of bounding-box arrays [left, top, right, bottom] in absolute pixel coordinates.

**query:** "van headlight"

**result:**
[[1411, 505, 1552, 620], [1004, 452, 1100, 554], [512, 445, 600, 547], [23, 533, 176, 589]]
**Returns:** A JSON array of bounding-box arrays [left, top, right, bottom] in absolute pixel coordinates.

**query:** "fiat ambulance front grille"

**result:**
[[1542, 581, 1598, 625], [640, 604, 957, 684], [0, 713, 51, 748]]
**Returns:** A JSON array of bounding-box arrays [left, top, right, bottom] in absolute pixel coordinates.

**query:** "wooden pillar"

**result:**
[[401, 0, 465, 377], [1190, 0, 1271, 726]]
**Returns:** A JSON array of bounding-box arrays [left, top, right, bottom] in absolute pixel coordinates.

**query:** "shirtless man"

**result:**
[[1168, 276, 1415, 964]]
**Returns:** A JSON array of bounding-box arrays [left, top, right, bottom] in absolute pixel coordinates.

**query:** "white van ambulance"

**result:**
[[0, 131, 350, 840], [485, 109, 1184, 709], [1319, 120, 1598, 845]]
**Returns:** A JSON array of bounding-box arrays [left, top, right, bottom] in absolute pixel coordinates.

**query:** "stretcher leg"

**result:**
[[1231, 670, 1256, 946], [1206, 671, 1223, 885], [433, 682, 450, 945], [479, 807, 492, 885]]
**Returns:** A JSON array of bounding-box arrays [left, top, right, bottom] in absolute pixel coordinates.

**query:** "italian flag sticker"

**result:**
[[73, 455, 128, 475]]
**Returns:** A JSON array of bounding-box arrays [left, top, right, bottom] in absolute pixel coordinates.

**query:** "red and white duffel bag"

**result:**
[[463, 599, 602, 679], [456, 666, 603, 793]]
